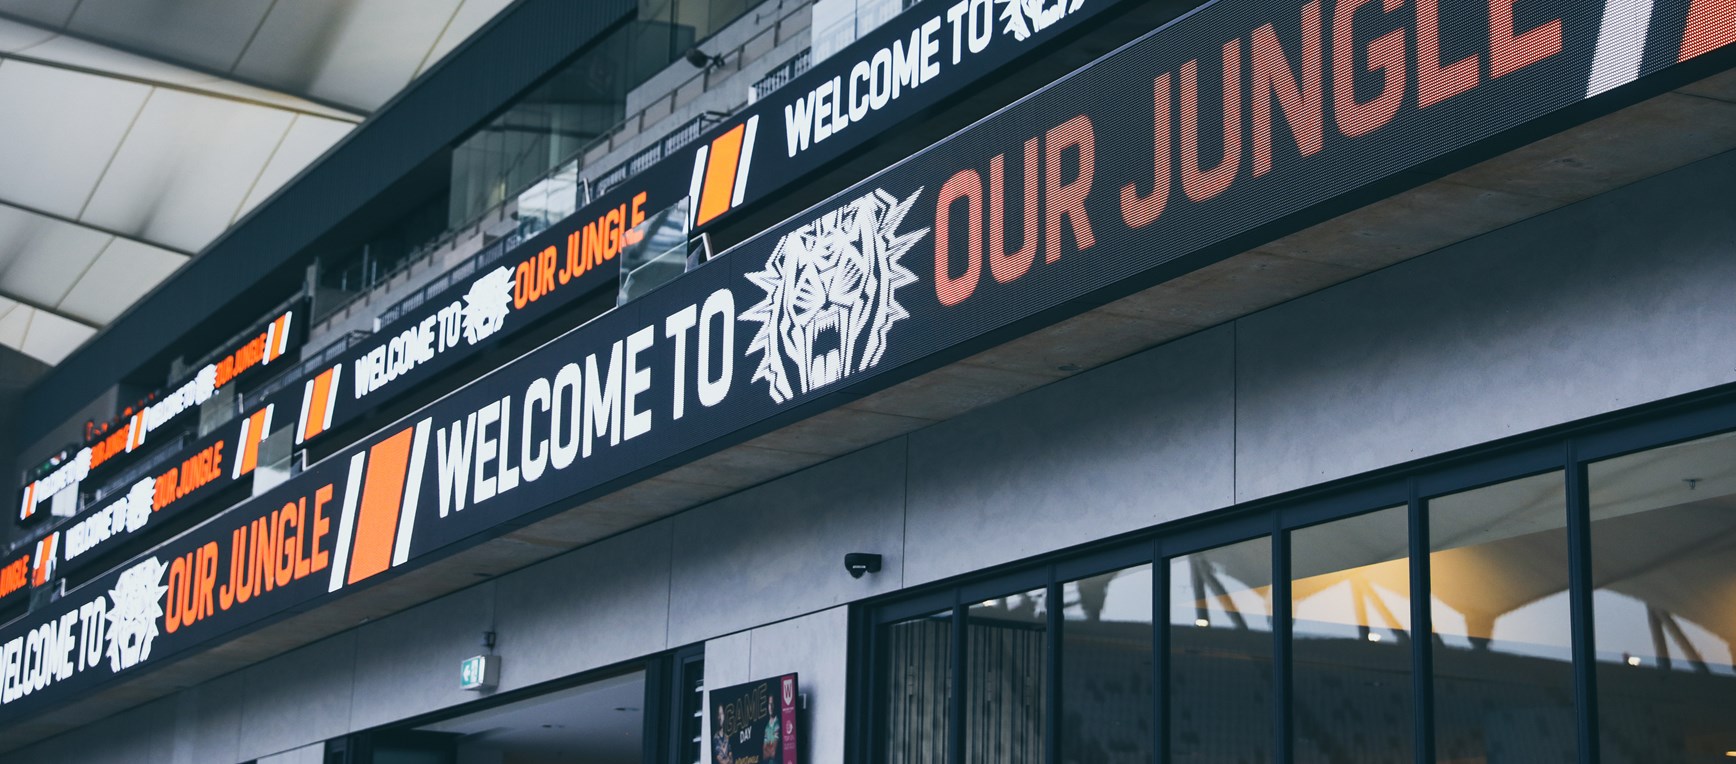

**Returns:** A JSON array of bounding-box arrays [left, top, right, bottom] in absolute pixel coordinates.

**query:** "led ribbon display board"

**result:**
[[16, 305, 304, 526], [593, 0, 1131, 228], [54, 427, 243, 578], [0, 552, 29, 609], [1, 0, 1730, 718], [297, 0, 1130, 444], [295, 180, 658, 446]]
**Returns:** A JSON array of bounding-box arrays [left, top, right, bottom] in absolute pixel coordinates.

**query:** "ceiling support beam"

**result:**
[[0, 287, 101, 331], [0, 196, 196, 258], [0, 49, 363, 122], [0, 8, 371, 119]]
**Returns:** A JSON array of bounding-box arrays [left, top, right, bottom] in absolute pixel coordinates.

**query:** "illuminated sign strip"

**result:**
[[0, 0, 1729, 719], [293, 0, 1129, 440], [19, 0, 1124, 528], [0, 553, 28, 604], [20, 305, 307, 525], [55, 428, 238, 577]]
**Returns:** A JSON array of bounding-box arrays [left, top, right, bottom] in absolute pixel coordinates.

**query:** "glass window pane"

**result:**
[[1589, 432, 1736, 763], [965, 589, 1048, 764], [1429, 472, 1576, 764], [1169, 536, 1274, 762], [1291, 506, 1414, 763], [1061, 563, 1153, 764], [882, 611, 952, 764]]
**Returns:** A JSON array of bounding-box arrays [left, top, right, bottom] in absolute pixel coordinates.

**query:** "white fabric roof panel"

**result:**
[[0, 206, 110, 309], [236, 113, 355, 219], [0, 0, 518, 366], [0, 0, 520, 113], [0, 0, 75, 29], [0, 13, 51, 49], [56, 237, 186, 325], [16, 303, 92, 363], [80, 88, 297, 253], [46, 0, 277, 75], [0, 300, 96, 365], [233, 0, 465, 113], [11, 28, 357, 119], [420, 0, 517, 78], [0, 60, 151, 218]]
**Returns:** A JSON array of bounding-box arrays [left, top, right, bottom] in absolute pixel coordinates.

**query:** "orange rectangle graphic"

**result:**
[[696, 124, 746, 226], [303, 368, 334, 442], [346, 426, 415, 585]]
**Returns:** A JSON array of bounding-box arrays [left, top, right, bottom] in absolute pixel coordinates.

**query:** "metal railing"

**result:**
[[248, 330, 374, 403], [750, 48, 812, 102], [372, 230, 524, 328], [590, 111, 732, 198], [512, 0, 815, 208], [309, 0, 815, 357], [90, 430, 195, 504]]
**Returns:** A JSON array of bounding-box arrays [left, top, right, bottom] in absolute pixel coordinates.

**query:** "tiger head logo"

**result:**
[[998, 0, 1085, 41], [741, 187, 928, 404]]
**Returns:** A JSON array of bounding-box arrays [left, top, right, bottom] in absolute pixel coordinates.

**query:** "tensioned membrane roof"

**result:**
[[0, 0, 514, 366]]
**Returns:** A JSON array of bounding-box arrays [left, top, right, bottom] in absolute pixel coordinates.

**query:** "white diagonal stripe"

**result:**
[[393, 419, 433, 566], [1587, 0, 1655, 97], [328, 451, 367, 592]]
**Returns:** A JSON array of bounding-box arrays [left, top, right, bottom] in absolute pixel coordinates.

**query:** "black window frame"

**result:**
[[852, 384, 1736, 764]]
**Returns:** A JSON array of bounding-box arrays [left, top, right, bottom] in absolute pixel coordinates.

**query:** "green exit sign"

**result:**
[[460, 655, 499, 690]]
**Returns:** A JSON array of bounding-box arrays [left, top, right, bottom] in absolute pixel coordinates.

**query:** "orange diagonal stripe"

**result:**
[[347, 426, 415, 584], [266, 315, 288, 361], [305, 369, 334, 440], [696, 124, 746, 226], [239, 408, 269, 476], [1682, 0, 1736, 61]]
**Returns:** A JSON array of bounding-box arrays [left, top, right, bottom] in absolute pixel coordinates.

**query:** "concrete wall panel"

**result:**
[[668, 440, 906, 646], [70, 697, 176, 764], [747, 607, 849, 764], [492, 521, 673, 692], [348, 582, 497, 730], [256, 742, 325, 764], [700, 630, 753, 750], [904, 326, 1237, 585], [1235, 152, 1736, 501], [235, 632, 356, 762], [173, 670, 245, 764]]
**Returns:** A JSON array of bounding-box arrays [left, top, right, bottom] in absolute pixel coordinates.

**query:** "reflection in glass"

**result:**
[[1291, 506, 1413, 763], [1061, 564, 1153, 764], [883, 611, 952, 764], [617, 197, 693, 304], [965, 589, 1047, 764], [1429, 472, 1576, 764], [1589, 432, 1736, 763], [1169, 537, 1274, 763]]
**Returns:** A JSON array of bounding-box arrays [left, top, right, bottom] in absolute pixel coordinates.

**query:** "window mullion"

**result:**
[[949, 602, 966, 764], [1565, 448, 1600, 764], [1410, 481, 1433, 764], [1044, 577, 1061, 764], [1274, 520, 1293, 764], [1152, 540, 1169, 764]]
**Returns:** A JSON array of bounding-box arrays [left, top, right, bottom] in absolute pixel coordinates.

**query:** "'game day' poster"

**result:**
[[710, 673, 799, 764]]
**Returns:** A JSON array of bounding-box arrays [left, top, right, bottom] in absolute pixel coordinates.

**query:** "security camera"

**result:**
[[685, 47, 725, 70], [844, 553, 882, 579]]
